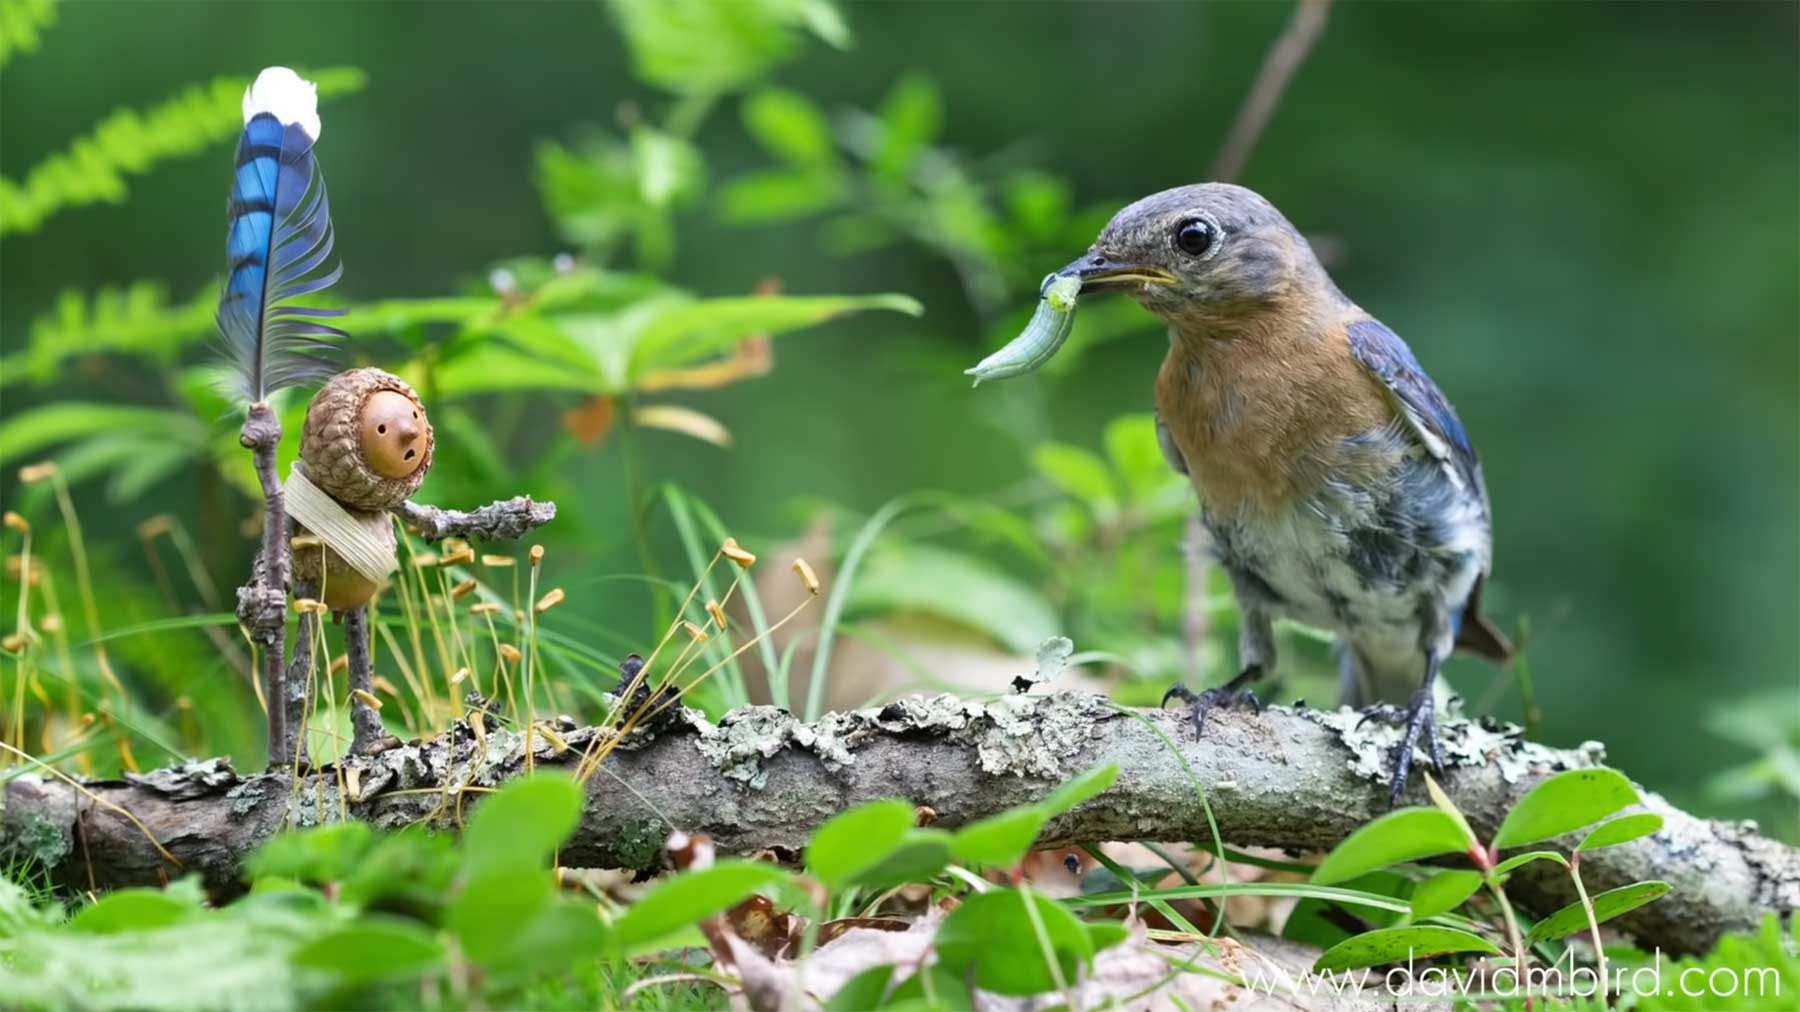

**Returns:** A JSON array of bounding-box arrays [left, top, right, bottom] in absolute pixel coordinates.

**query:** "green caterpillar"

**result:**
[[965, 272, 1082, 386]]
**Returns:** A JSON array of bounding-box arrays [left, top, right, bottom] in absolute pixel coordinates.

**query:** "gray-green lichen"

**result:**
[[125, 757, 239, 799], [1296, 704, 1603, 785], [691, 692, 1117, 787]]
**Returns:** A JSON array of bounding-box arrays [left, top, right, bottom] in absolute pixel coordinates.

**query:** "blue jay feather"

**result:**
[[217, 112, 344, 404]]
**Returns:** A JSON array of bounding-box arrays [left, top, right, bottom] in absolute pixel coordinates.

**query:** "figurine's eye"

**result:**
[[1174, 217, 1216, 258]]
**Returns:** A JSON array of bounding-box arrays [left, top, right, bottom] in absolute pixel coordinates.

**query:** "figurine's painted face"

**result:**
[[359, 390, 431, 479]]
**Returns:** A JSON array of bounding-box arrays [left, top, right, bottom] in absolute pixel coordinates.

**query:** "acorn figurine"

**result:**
[[284, 367, 434, 756]]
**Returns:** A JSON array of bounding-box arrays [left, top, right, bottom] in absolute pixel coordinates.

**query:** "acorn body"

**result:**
[[291, 513, 395, 611]]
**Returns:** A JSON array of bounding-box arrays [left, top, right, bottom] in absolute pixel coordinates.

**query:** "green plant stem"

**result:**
[[1484, 875, 1532, 1007], [1570, 856, 1609, 998]]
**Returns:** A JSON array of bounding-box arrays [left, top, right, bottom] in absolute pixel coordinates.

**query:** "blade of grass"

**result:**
[[806, 494, 929, 721], [1064, 881, 1411, 913]]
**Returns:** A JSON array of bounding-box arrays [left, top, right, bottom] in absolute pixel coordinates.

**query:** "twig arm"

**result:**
[[394, 496, 557, 544]]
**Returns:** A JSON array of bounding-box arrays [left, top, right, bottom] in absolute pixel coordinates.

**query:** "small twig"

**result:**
[[394, 497, 557, 544], [236, 402, 291, 768], [1209, 0, 1333, 183]]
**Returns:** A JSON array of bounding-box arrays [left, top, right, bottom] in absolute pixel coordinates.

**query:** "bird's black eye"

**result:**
[[1174, 218, 1216, 258]]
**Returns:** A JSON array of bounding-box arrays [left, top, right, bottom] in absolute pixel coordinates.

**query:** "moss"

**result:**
[[611, 817, 669, 870], [0, 811, 70, 870]]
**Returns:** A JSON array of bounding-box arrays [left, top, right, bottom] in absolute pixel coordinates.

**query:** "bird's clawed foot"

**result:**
[[1161, 665, 1265, 738], [1357, 689, 1444, 806]]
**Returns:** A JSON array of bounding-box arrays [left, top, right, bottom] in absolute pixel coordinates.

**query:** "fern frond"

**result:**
[[0, 66, 364, 237], [0, 284, 213, 389], [0, 0, 58, 72]]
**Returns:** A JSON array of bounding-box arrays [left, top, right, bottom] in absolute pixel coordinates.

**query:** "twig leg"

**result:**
[[344, 606, 384, 755], [281, 581, 319, 766]]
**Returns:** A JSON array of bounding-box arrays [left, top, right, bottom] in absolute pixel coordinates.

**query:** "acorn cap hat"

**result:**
[[299, 367, 434, 510]]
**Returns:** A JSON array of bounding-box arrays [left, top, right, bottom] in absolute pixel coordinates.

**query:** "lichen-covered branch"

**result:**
[[4, 694, 1793, 954], [394, 496, 556, 543]]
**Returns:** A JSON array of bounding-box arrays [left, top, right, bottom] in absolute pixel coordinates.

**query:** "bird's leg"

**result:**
[[1161, 607, 1274, 737], [1357, 651, 1445, 805], [343, 606, 385, 755]]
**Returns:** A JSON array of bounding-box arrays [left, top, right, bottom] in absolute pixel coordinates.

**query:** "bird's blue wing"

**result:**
[[216, 113, 344, 405], [1346, 317, 1480, 491], [1349, 317, 1510, 660]]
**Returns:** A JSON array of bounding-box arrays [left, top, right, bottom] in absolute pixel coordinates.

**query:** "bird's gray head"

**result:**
[[1056, 183, 1326, 325]]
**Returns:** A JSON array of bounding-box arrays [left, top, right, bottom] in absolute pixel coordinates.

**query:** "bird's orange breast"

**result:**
[[1155, 317, 1397, 516]]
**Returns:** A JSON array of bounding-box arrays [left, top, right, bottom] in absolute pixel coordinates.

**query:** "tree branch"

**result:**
[[394, 496, 557, 544], [1210, 0, 1333, 182], [5, 693, 1792, 954]]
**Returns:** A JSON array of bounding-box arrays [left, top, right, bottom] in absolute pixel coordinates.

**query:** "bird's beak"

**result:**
[[1055, 254, 1178, 294]]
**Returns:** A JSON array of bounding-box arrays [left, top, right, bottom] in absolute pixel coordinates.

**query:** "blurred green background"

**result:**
[[2, 1, 1795, 829]]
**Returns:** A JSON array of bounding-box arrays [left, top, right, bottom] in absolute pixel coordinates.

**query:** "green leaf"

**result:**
[[886, 963, 976, 1009], [0, 403, 204, 468], [1407, 870, 1484, 920], [1579, 813, 1664, 851], [1312, 808, 1472, 885], [431, 338, 606, 400], [480, 899, 610, 976], [720, 168, 845, 224], [1040, 764, 1119, 816], [807, 799, 914, 888], [951, 808, 1048, 868], [845, 542, 1058, 654], [628, 292, 921, 380], [291, 917, 445, 984], [610, 0, 823, 94], [848, 830, 951, 890], [934, 889, 1094, 996], [1491, 850, 1569, 876], [1103, 414, 1183, 506], [612, 861, 789, 954], [873, 73, 942, 180], [1032, 443, 1118, 519], [743, 88, 836, 167], [66, 888, 200, 935], [0, 68, 364, 237], [246, 822, 376, 885], [1494, 768, 1640, 849], [1526, 881, 1672, 945], [461, 774, 585, 874], [446, 867, 554, 966], [826, 965, 898, 1011], [1278, 871, 1412, 950], [1086, 920, 1131, 952], [1313, 926, 1500, 972], [0, 0, 58, 72]]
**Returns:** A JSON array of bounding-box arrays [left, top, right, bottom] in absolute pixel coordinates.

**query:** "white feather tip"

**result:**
[[242, 66, 321, 140]]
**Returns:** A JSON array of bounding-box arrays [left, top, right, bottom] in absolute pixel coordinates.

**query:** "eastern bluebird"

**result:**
[[1057, 183, 1512, 804]]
